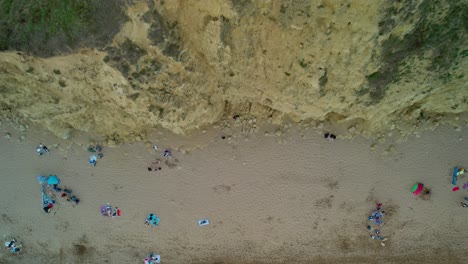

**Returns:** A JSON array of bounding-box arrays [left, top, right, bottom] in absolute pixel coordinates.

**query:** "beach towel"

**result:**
[[101, 204, 112, 217], [151, 217, 160, 226], [198, 219, 210, 226], [41, 185, 54, 205], [150, 254, 161, 263], [37, 175, 47, 184], [38, 175, 57, 210], [100, 205, 107, 216], [146, 213, 160, 226], [452, 167, 458, 185]]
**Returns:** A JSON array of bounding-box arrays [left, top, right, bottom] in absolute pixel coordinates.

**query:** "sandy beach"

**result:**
[[0, 122, 467, 264]]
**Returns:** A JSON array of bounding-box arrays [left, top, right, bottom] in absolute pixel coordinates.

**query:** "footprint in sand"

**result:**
[[213, 184, 232, 194], [315, 195, 335, 209]]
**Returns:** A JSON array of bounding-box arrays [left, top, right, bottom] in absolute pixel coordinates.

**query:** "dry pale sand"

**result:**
[[0, 123, 467, 264]]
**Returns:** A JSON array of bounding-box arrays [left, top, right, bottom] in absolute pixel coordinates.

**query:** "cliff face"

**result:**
[[0, 0, 466, 142]]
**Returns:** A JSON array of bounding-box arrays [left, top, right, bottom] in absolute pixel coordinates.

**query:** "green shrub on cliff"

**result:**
[[358, 0, 467, 105], [0, 0, 127, 57]]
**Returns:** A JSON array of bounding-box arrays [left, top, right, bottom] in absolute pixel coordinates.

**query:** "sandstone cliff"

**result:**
[[0, 0, 466, 143]]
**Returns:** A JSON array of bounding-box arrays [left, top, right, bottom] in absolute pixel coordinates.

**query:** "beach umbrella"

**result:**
[[47, 175, 60, 185], [411, 183, 424, 195]]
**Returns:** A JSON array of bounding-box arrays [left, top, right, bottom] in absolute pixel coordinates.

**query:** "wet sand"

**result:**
[[0, 123, 467, 264]]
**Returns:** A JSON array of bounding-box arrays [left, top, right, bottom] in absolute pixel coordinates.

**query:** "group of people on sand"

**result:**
[[145, 213, 161, 226], [39, 174, 80, 214], [8, 134, 464, 262], [33, 142, 165, 262], [366, 203, 389, 246], [144, 253, 161, 264], [4, 239, 22, 254], [101, 203, 121, 217], [147, 147, 172, 172], [55, 185, 80, 205], [88, 145, 104, 166], [36, 143, 49, 156]]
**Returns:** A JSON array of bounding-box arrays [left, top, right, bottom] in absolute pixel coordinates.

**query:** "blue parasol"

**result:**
[[47, 175, 60, 185]]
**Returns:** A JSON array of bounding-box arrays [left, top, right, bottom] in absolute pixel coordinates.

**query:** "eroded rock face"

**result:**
[[0, 0, 466, 142]]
